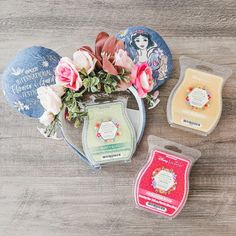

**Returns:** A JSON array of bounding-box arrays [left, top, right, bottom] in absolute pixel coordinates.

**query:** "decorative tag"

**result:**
[[2, 46, 61, 118], [135, 149, 191, 218], [186, 87, 211, 109], [82, 101, 136, 166], [95, 120, 120, 141], [116, 26, 173, 89]]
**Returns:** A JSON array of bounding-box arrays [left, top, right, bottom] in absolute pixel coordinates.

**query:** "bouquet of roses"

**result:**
[[37, 32, 159, 138]]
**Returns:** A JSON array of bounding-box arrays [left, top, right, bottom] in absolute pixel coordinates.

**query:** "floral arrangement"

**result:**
[[37, 32, 160, 138]]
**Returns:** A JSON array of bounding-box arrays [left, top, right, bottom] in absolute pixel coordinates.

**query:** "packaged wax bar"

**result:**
[[167, 56, 232, 136], [134, 135, 201, 219], [82, 98, 136, 168], [60, 87, 145, 169]]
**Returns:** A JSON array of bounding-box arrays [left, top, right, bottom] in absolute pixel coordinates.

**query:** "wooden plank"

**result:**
[[0, 177, 236, 236], [0, 0, 236, 37]]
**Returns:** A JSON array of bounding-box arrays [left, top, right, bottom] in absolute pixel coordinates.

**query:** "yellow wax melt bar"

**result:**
[[167, 56, 232, 136]]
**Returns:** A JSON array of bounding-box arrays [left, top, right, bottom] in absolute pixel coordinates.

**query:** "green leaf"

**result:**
[[73, 93, 82, 98], [93, 77, 100, 85], [112, 80, 117, 87], [83, 78, 90, 88], [66, 110, 73, 121], [90, 71, 96, 77], [71, 101, 79, 113], [115, 75, 121, 81], [97, 83, 101, 91], [104, 85, 112, 94], [91, 86, 98, 93], [74, 118, 80, 128], [79, 68, 87, 76]]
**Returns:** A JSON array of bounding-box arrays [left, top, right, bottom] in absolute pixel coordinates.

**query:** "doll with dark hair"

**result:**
[[130, 31, 168, 82], [131, 32, 155, 63]]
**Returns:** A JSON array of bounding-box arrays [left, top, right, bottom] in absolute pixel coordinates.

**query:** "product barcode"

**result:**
[[182, 119, 201, 127], [102, 153, 121, 159], [146, 202, 167, 212]]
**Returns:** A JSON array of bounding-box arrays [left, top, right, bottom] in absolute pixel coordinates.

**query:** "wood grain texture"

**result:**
[[0, 0, 236, 235]]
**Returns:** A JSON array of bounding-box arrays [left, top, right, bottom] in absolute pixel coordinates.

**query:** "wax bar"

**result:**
[[134, 135, 201, 219], [167, 56, 232, 135], [82, 100, 136, 168]]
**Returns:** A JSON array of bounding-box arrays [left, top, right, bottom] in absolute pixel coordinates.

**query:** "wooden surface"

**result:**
[[0, 0, 236, 235]]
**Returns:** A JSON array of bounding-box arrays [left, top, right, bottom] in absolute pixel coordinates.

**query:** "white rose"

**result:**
[[39, 111, 55, 126], [50, 84, 65, 97], [37, 86, 63, 115], [115, 49, 134, 72], [73, 50, 96, 74]]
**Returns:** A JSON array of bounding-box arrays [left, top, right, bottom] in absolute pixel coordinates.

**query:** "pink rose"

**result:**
[[55, 57, 82, 91], [114, 49, 135, 72], [131, 63, 154, 98]]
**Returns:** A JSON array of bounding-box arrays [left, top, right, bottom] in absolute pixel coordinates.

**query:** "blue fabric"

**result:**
[[116, 26, 173, 89], [2, 46, 61, 118]]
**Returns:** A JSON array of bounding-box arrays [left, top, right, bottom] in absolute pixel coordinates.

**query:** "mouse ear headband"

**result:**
[[2, 27, 172, 168], [117, 26, 173, 89]]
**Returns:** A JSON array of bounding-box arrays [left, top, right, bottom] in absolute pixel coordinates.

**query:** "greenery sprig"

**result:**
[[62, 68, 131, 129]]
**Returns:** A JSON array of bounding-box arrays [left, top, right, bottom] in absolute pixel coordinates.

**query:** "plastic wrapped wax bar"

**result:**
[[82, 98, 136, 168], [60, 86, 146, 168], [167, 56, 232, 136], [134, 135, 201, 219]]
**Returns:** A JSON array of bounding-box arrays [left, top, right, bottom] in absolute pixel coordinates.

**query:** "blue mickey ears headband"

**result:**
[[2, 26, 172, 168], [2, 46, 61, 118], [117, 26, 173, 89]]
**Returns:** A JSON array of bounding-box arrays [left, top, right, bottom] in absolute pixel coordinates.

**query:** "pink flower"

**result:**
[[95, 32, 124, 75], [55, 57, 82, 91], [131, 63, 154, 98], [114, 49, 135, 72]]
